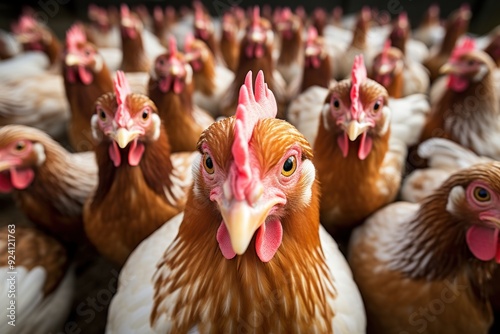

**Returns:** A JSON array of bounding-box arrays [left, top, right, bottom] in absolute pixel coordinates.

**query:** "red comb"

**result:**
[[306, 26, 318, 45], [381, 39, 391, 63], [168, 36, 177, 60], [281, 7, 292, 21], [350, 55, 367, 120], [12, 15, 37, 34], [121, 4, 130, 19], [66, 24, 86, 53], [231, 70, 277, 201], [451, 37, 476, 61], [114, 71, 131, 127], [184, 33, 194, 52], [252, 6, 260, 29]]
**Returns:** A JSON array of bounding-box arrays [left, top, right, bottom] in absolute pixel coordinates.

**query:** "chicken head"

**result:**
[[152, 37, 192, 93]]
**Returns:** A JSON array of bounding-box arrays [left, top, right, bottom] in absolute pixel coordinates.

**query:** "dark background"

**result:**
[[0, 0, 499, 37]]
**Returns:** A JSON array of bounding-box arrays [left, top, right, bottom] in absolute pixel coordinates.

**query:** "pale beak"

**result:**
[[219, 196, 278, 255], [113, 128, 140, 149], [65, 54, 80, 66], [305, 46, 316, 57], [170, 65, 180, 76], [346, 120, 371, 141], [377, 63, 392, 75], [439, 63, 456, 75], [251, 31, 264, 43], [0, 161, 12, 172], [485, 217, 500, 229], [121, 18, 134, 28]]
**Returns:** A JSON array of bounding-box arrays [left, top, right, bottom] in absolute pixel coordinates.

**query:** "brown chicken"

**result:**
[[0, 225, 74, 333], [0, 125, 97, 243], [11, 14, 61, 69], [349, 162, 500, 333], [119, 4, 150, 73], [275, 7, 304, 90], [370, 40, 429, 98], [63, 24, 113, 152], [106, 70, 366, 333], [184, 34, 235, 117], [193, 2, 222, 63], [85, 4, 121, 49], [84, 71, 196, 265], [221, 7, 287, 118], [219, 11, 241, 72], [314, 55, 408, 239], [420, 39, 500, 160], [300, 26, 332, 92], [148, 37, 214, 153], [413, 4, 444, 49], [423, 4, 471, 82]]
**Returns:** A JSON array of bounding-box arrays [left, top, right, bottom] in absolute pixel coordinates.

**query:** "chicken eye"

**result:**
[[14, 141, 26, 151], [473, 187, 491, 202], [98, 108, 106, 121], [141, 109, 149, 120], [373, 101, 382, 111], [203, 153, 214, 174], [84, 49, 91, 56], [158, 58, 164, 66], [281, 156, 297, 177], [332, 99, 340, 109]]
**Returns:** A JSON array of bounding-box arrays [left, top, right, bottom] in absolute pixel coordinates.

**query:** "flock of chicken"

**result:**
[[1, 1, 500, 333]]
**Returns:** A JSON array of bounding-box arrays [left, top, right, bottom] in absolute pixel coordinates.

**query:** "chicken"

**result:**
[[402, 138, 492, 203], [0, 125, 97, 243], [152, 6, 178, 47], [0, 71, 69, 139], [219, 11, 241, 72], [335, 7, 375, 80], [11, 14, 62, 69], [221, 7, 287, 118], [388, 12, 429, 64], [483, 29, 500, 67], [106, 70, 366, 333], [0, 29, 20, 59], [63, 24, 114, 152], [313, 55, 410, 239], [413, 4, 445, 49], [85, 4, 121, 49], [193, 2, 223, 64], [184, 34, 235, 117], [423, 4, 471, 82], [275, 7, 304, 92], [0, 225, 74, 334], [348, 161, 500, 333], [84, 71, 196, 265], [370, 40, 429, 98], [119, 4, 165, 73], [300, 26, 333, 92], [148, 37, 214, 153], [420, 39, 500, 160]]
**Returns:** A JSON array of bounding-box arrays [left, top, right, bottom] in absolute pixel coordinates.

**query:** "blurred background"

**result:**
[[0, 0, 499, 37]]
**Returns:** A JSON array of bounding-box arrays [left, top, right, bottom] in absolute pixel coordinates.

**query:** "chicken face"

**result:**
[[274, 8, 300, 40], [0, 128, 46, 192], [304, 27, 325, 69], [193, 4, 213, 41], [244, 7, 273, 59], [120, 4, 142, 39], [372, 44, 404, 88], [64, 24, 103, 85], [11, 15, 50, 51], [444, 164, 500, 263], [441, 49, 495, 92], [323, 55, 389, 160], [196, 71, 314, 262], [152, 37, 192, 93], [92, 72, 160, 167], [184, 35, 210, 73], [88, 5, 111, 32]]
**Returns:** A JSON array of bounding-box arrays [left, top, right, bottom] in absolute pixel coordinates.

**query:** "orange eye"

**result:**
[[15, 141, 26, 151], [473, 187, 491, 202], [203, 153, 214, 174]]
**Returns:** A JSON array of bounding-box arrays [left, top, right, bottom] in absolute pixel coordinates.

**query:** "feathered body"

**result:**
[[84, 72, 195, 265], [0, 125, 97, 243], [413, 4, 445, 49], [0, 226, 74, 334], [106, 71, 365, 333], [219, 12, 241, 72], [349, 162, 500, 333]]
